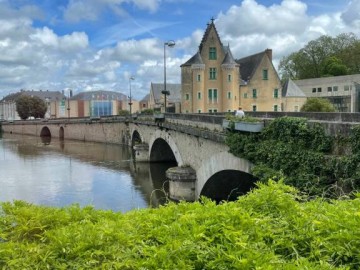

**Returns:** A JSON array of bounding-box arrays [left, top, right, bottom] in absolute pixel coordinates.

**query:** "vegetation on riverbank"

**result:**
[[226, 116, 360, 197], [0, 181, 359, 269]]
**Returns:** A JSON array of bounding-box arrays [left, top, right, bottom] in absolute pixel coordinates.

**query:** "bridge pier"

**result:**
[[133, 143, 149, 162], [166, 166, 196, 202]]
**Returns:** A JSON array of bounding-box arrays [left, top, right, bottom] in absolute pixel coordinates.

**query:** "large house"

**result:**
[[0, 90, 65, 120], [180, 20, 305, 113], [148, 83, 181, 113], [293, 74, 360, 112]]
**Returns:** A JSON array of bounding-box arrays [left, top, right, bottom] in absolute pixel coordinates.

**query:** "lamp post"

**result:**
[[162, 40, 175, 113], [128, 76, 135, 116]]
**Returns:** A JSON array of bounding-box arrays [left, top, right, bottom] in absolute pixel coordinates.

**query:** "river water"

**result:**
[[0, 133, 175, 212]]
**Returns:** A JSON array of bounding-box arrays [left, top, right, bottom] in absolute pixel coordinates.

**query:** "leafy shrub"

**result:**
[[0, 182, 359, 269], [226, 116, 360, 196]]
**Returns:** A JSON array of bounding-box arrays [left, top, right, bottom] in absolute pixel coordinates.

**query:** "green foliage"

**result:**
[[118, 109, 129, 116], [323, 56, 348, 76], [225, 114, 260, 123], [279, 33, 360, 79], [301, 98, 335, 112], [140, 108, 154, 115], [226, 117, 360, 196], [15, 95, 47, 120], [0, 182, 360, 269]]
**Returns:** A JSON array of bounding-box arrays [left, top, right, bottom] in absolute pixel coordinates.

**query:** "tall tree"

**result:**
[[279, 33, 360, 80], [16, 95, 47, 120]]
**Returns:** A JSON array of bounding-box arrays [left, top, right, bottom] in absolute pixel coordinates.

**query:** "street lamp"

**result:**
[[128, 76, 135, 116], [162, 40, 175, 113]]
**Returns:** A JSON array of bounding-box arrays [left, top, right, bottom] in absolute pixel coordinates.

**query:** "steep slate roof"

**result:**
[[71, 90, 127, 101], [180, 51, 203, 67], [1, 90, 65, 102], [140, 94, 150, 102], [151, 83, 181, 103], [198, 19, 223, 53], [235, 51, 265, 82], [222, 46, 238, 65], [282, 79, 306, 97]]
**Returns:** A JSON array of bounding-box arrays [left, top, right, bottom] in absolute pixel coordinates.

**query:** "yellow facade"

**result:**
[[181, 20, 305, 113]]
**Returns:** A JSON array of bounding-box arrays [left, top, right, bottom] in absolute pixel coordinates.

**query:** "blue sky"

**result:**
[[0, 0, 359, 100]]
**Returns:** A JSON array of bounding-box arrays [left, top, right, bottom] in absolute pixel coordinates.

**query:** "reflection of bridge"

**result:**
[[1, 112, 357, 201]]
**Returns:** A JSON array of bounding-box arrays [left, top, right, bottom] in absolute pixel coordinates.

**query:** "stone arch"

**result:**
[[131, 130, 142, 147], [196, 152, 255, 200], [40, 126, 51, 137], [200, 170, 256, 202], [148, 130, 183, 165], [59, 127, 64, 140]]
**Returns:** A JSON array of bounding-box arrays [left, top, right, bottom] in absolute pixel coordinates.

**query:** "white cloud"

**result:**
[[63, 0, 160, 22], [0, 0, 359, 100], [341, 0, 360, 27]]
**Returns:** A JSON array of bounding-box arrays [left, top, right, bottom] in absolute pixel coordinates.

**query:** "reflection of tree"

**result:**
[[17, 144, 41, 157]]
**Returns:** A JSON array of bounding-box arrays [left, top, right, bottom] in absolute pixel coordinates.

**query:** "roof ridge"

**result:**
[[199, 20, 223, 53]]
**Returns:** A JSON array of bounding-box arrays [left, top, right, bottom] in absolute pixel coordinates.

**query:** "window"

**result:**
[[227, 92, 231, 99], [197, 92, 201, 100], [294, 106, 299, 112], [197, 109, 201, 113], [208, 109, 212, 113], [197, 74, 201, 82], [333, 86, 338, 91], [274, 105, 278, 112], [262, 69, 268, 80], [344, 85, 352, 91], [244, 93, 248, 98], [209, 47, 217, 60], [312, 88, 316, 93], [317, 87, 322, 92], [185, 110, 189, 113], [274, 88, 279, 98], [185, 93, 190, 100], [252, 89, 257, 98], [328, 87, 332, 92], [213, 89, 218, 103], [228, 74, 232, 82], [228, 110, 232, 112], [252, 105, 257, 112], [208, 89, 218, 103], [213, 109, 218, 113], [209, 68, 217, 80]]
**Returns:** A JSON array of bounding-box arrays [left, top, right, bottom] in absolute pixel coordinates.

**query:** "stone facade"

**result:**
[[180, 20, 300, 113]]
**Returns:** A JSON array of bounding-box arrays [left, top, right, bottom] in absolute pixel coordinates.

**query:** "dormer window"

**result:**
[[209, 47, 217, 60]]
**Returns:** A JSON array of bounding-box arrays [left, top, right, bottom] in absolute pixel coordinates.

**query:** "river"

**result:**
[[0, 133, 175, 212]]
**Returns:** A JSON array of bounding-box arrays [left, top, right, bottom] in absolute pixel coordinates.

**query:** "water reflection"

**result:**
[[0, 133, 173, 212]]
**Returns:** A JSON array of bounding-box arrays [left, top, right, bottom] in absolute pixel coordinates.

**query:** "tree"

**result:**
[[300, 98, 335, 112], [323, 56, 348, 77], [279, 33, 360, 80], [31, 96, 47, 118], [16, 95, 47, 120]]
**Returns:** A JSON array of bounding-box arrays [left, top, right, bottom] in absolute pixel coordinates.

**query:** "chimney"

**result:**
[[265, 49, 272, 61]]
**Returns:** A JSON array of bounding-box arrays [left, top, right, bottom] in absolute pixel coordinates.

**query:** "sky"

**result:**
[[0, 0, 359, 100]]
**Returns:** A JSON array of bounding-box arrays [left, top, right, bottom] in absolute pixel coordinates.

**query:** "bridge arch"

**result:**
[[200, 169, 256, 201], [59, 127, 64, 140], [40, 126, 51, 137], [196, 152, 256, 201], [148, 130, 183, 165], [131, 130, 142, 147]]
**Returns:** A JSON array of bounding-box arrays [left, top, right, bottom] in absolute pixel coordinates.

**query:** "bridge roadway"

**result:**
[[1, 112, 359, 201]]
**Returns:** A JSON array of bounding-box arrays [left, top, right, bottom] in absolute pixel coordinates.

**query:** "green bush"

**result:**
[[226, 117, 360, 196], [0, 181, 360, 269]]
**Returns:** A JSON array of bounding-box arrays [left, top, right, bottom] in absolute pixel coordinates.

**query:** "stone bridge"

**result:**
[[1, 112, 358, 201]]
